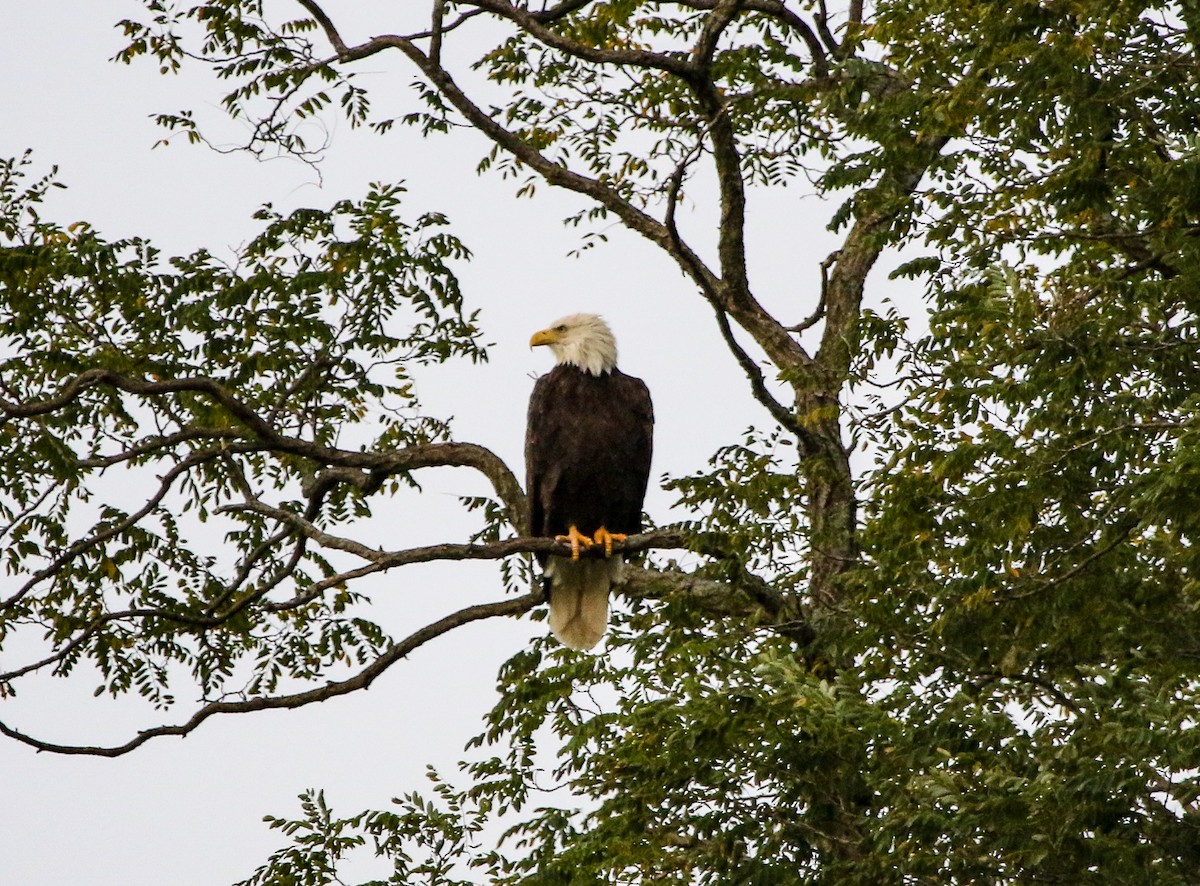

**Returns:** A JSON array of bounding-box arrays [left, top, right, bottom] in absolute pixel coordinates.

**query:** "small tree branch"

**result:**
[[690, 0, 745, 70], [623, 564, 814, 645], [1, 368, 530, 534], [459, 0, 695, 76], [676, 0, 828, 77], [814, 0, 856, 58], [220, 499, 689, 566], [293, 0, 350, 55], [678, 6, 820, 405], [817, 137, 949, 381], [1, 540, 818, 756], [429, 0, 446, 64], [787, 250, 837, 333], [530, 0, 596, 22], [707, 302, 815, 448], [663, 144, 811, 443], [0, 591, 543, 757], [0, 449, 226, 613]]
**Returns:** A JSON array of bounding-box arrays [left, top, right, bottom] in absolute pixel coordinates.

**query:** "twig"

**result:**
[[788, 250, 838, 333]]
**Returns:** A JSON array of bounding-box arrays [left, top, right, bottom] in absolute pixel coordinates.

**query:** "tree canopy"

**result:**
[[2, 0, 1199, 882]]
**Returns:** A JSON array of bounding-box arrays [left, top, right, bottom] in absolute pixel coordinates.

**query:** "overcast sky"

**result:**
[[0, 4, 889, 884]]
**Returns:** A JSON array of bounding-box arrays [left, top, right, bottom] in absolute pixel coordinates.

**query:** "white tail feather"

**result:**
[[545, 556, 623, 650]]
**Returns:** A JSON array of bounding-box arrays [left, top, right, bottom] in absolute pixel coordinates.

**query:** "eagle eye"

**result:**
[[555, 325, 568, 332]]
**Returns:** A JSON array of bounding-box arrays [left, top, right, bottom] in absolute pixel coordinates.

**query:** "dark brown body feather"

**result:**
[[525, 364, 654, 561]]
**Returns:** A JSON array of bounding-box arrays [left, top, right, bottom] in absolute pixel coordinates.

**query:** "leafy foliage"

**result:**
[[0, 152, 485, 707], [5, 0, 1200, 883]]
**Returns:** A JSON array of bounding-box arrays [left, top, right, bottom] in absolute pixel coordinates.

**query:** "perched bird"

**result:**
[[525, 314, 654, 649]]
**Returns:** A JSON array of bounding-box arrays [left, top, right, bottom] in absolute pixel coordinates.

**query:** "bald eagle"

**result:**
[[526, 314, 654, 650]]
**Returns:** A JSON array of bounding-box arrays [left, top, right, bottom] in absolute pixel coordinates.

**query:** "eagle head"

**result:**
[[530, 313, 618, 376]]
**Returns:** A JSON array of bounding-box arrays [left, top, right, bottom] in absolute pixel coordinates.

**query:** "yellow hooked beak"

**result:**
[[530, 328, 559, 348]]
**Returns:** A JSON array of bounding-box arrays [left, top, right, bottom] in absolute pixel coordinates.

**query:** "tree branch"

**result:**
[[676, 0, 829, 77], [0, 591, 543, 757], [292, 3, 817, 391], [678, 3, 820, 401], [1, 368, 530, 534], [623, 564, 814, 645], [664, 147, 809, 441], [293, 0, 349, 55], [817, 137, 949, 382], [786, 250, 836, 333], [0, 524, 692, 683], [429, 0, 446, 63], [690, 0, 744, 70], [0, 544, 816, 756], [220, 500, 689, 567], [0, 448, 226, 613], [460, 0, 695, 76], [706, 301, 815, 449]]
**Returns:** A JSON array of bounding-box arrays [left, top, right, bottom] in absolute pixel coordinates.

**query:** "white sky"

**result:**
[[0, 4, 897, 883]]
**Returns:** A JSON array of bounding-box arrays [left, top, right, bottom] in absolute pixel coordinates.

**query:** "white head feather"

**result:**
[[531, 313, 618, 376]]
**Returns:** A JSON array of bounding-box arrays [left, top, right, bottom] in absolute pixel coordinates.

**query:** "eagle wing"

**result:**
[[525, 366, 653, 558]]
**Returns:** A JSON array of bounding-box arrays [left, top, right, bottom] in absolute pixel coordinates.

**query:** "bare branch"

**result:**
[[661, 114, 809, 442], [293, 0, 350, 55], [814, 0, 834, 51], [530, 0, 596, 21], [817, 137, 949, 381], [688, 7, 749, 299], [401, 0, 593, 44], [429, 0, 446, 64], [848, 0, 864, 30], [786, 250, 837, 333], [707, 303, 814, 447], [676, 7, 820, 396], [690, 0, 745, 69], [816, 0, 864, 58]]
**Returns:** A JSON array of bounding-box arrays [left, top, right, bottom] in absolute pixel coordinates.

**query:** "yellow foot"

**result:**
[[555, 525, 594, 561], [592, 527, 628, 558]]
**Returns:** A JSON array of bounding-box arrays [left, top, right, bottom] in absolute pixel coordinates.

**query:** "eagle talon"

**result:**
[[592, 527, 627, 558], [555, 525, 594, 560]]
